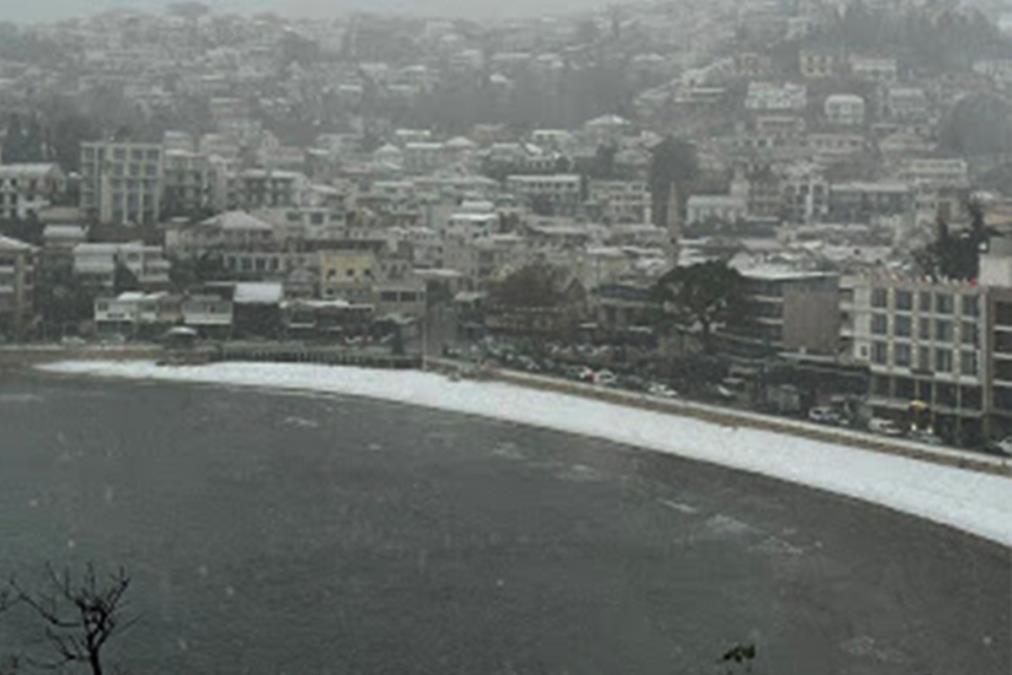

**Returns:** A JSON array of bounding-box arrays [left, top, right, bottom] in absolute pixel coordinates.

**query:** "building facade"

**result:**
[[0, 164, 67, 221], [80, 141, 164, 226], [0, 234, 35, 338], [844, 274, 987, 443]]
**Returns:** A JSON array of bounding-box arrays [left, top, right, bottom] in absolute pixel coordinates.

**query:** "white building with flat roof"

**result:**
[[73, 241, 170, 289], [0, 163, 66, 221], [505, 174, 582, 215], [824, 94, 866, 127], [80, 141, 164, 226]]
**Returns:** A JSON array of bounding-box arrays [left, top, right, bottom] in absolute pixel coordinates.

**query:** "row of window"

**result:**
[[871, 341, 978, 375], [871, 376, 981, 410], [870, 288, 979, 316], [870, 314, 978, 344], [379, 291, 421, 303], [83, 147, 160, 162]]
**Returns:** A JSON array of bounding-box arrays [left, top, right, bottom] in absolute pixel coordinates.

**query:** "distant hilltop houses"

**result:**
[[0, 0, 1011, 446]]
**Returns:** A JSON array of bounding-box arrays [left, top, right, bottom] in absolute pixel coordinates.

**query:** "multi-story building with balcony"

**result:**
[[236, 169, 309, 210], [0, 164, 67, 221], [725, 267, 840, 356], [828, 182, 912, 224], [587, 180, 651, 224], [163, 150, 218, 217], [843, 274, 987, 443], [0, 234, 35, 338], [80, 141, 164, 226], [73, 241, 170, 289], [505, 174, 583, 215]]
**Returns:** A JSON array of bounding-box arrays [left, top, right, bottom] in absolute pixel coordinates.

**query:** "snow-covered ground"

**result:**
[[40, 360, 1012, 547]]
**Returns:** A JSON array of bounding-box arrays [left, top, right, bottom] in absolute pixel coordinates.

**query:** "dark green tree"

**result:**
[[648, 137, 698, 228], [914, 204, 994, 281], [653, 261, 747, 354], [490, 263, 570, 309], [112, 260, 140, 295], [589, 144, 617, 179], [35, 263, 96, 335]]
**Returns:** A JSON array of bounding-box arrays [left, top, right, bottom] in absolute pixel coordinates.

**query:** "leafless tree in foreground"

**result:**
[[7, 564, 136, 675]]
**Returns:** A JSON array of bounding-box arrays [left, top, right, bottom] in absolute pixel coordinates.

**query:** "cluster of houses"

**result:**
[[2, 1, 1012, 445]]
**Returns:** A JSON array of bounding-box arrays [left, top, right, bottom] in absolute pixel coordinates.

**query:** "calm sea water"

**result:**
[[0, 374, 1008, 674]]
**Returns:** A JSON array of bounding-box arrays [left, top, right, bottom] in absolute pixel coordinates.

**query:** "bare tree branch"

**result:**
[[7, 563, 136, 675]]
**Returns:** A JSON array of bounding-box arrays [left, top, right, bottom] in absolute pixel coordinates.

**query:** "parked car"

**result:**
[[868, 418, 905, 437], [807, 406, 842, 425], [908, 429, 945, 446], [595, 370, 618, 386], [985, 436, 1012, 457], [648, 383, 679, 398]]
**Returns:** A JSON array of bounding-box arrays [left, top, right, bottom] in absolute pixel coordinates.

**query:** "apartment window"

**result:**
[[996, 302, 1012, 327], [961, 295, 979, 317], [895, 290, 912, 311], [935, 320, 952, 342], [918, 346, 931, 371], [872, 375, 890, 396], [919, 291, 932, 312], [895, 377, 915, 399], [960, 352, 978, 376], [961, 322, 978, 346], [895, 343, 911, 367], [871, 288, 888, 308], [872, 341, 888, 364], [872, 313, 888, 335], [935, 348, 952, 373], [935, 293, 953, 315], [894, 315, 911, 337], [962, 386, 982, 410], [919, 317, 931, 340]]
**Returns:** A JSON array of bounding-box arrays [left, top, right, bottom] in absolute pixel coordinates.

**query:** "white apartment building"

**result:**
[[236, 169, 309, 210], [744, 82, 807, 111], [446, 212, 499, 239], [403, 142, 446, 174], [505, 174, 582, 215], [686, 195, 748, 225], [588, 180, 652, 224], [0, 234, 35, 338], [163, 150, 218, 217], [824, 94, 866, 127], [781, 165, 829, 224], [882, 87, 930, 121], [0, 163, 66, 221], [898, 158, 969, 189], [80, 141, 164, 226], [843, 274, 988, 442], [849, 56, 898, 83], [73, 241, 170, 289], [94, 291, 174, 335]]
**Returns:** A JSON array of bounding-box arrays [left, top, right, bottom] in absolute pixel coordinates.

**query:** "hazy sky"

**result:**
[[4, 0, 610, 23]]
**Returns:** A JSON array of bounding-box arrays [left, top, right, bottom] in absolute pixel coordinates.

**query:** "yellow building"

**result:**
[[318, 250, 379, 304]]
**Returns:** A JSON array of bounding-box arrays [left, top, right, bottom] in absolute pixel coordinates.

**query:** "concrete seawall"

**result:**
[[426, 358, 1012, 478], [10, 347, 1008, 477]]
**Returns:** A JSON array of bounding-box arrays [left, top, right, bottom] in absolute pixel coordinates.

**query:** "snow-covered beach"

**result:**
[[40, 360, 1012, 547]]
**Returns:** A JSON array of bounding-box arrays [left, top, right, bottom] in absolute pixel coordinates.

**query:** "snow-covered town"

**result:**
[[0, 3, 1011, 673]]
